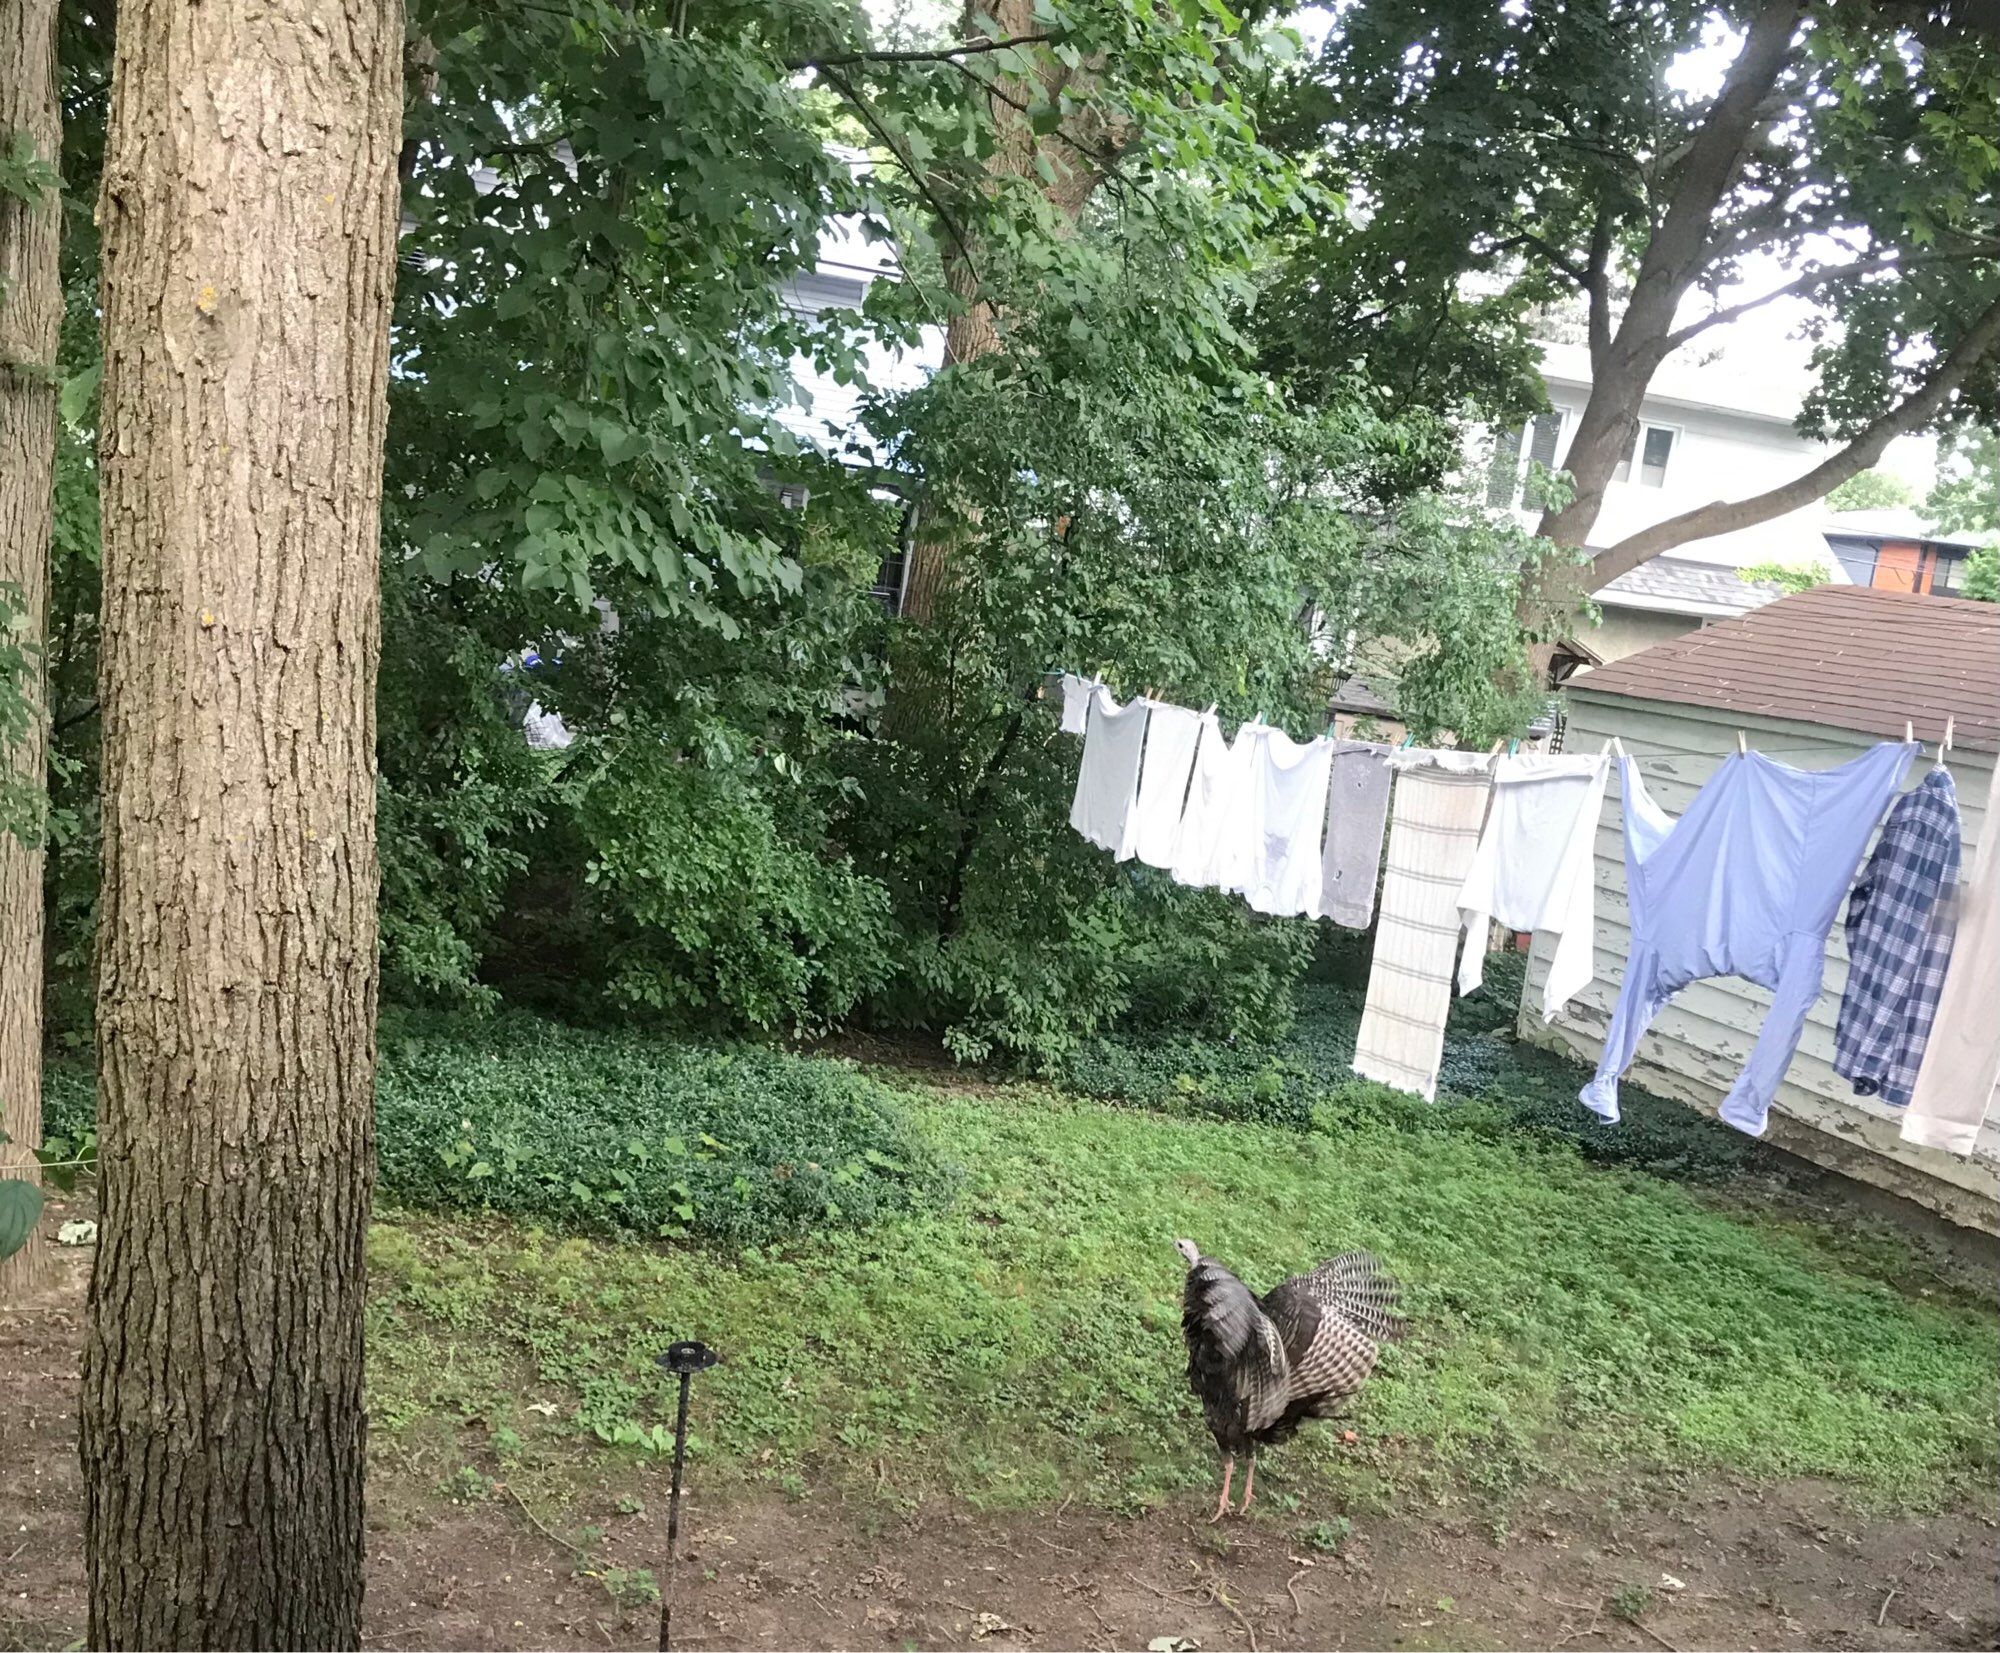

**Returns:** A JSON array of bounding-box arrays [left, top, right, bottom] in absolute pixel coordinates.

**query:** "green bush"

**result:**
[[374, 1011, 952, 1244], [47, 1012, 953, 1248]]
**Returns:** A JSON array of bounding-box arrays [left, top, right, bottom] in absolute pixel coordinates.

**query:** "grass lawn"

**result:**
[[359, 1018, 1996, 1526]]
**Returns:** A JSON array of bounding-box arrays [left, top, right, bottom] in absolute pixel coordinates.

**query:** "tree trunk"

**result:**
[[896, 0, 1124, 627], [0, 0, 60, 1302], [80, 0, 403, 1644]]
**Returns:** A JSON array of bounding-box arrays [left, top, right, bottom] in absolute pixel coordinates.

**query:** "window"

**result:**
[[1486, 410, 1565, 508], [1613, 423, 1677, 488]]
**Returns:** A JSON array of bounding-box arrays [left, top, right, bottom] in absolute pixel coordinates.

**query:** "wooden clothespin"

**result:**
[[1944, 716, 1954, 754], [1736, 730, 1748, 756], [1488, 738, 1506, 756]]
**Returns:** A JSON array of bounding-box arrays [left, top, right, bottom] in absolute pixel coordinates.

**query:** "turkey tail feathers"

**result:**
[[1303, 1249, 1406, 1344]]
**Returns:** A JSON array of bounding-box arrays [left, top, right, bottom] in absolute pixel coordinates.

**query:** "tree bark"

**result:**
[[0, 0, 60, 1302], [896, 0, 1125, 627], [80, 0, 403, 1645]]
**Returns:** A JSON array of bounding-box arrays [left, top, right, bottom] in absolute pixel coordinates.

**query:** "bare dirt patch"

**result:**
[[6, 1233, 1994, 1652]]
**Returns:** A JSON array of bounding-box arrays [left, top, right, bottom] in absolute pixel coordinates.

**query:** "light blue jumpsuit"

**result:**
[[1581, 743, 1916, 1137]]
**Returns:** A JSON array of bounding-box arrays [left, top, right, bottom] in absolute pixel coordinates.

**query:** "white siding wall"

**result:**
[[1532, 384, 1838, 569], [1519, 693, 2000, 1233]]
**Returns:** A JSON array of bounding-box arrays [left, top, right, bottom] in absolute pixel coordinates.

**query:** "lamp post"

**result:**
[[656, 1340, 720, 1653]]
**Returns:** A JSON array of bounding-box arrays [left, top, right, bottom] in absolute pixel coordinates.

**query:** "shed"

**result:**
[[1518, 584, 2000, 1233]]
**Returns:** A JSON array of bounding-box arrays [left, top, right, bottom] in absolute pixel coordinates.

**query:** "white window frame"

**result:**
[[1488, 405, 1571, 510], [1613, 420, 1682, 489]]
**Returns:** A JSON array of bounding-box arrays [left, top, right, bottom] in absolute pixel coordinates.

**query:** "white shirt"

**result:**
[[1455, 750, 1610, 1019], [1243, 730, 1334, 917], [1128, 701, 1204, 868], [1170, 714, 1258, 890], [1058, 673, 1096, 736]]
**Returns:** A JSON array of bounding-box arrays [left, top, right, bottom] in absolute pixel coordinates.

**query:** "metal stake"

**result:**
[[656, 1340, 719, 1653]]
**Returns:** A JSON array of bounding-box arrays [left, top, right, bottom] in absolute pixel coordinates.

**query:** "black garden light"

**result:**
[[655, 1339, 720, 1653]]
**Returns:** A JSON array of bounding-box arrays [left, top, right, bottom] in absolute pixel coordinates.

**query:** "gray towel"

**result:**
[[1317, 741, 1392, 928]]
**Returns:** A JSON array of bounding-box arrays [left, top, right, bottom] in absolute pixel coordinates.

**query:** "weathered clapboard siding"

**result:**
[[1519, 692, 2000, 1234]]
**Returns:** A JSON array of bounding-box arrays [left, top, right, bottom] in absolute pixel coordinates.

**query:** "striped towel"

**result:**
[[1352, 759, 1494, 1101]]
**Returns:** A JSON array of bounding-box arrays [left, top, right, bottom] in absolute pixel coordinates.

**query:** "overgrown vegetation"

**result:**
[[45, 1013, 951, 1248], [354, 1020, 1996, 1517]]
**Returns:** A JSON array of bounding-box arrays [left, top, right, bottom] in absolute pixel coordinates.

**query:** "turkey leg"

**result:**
[[1240, 1455, 1257, 1513], [1210, 1457, 1235, 1522]]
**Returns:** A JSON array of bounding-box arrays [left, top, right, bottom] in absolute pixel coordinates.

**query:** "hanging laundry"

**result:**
[[1128, 700, 1204, 868], [1058, 672, 1096, 736], [1580, 742, 1915, 1137], [1902, 760, 2000, 1156], [1171, 714, 1261, 892], [1352, 752, 1495, 1101], [1243, 730, 1335, 917], [1068, 687, 1150, 856], [1315, 741, 1392, 929], [1834, 767, 1961, 1108], [1456, 749, 1611, 1020]]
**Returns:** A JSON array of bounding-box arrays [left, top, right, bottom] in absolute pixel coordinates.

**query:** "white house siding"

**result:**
[[1535, 374, 1841, 571], [1517, 692, 2000, 1234]]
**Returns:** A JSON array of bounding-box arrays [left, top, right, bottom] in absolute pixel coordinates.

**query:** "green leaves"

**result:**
[[0, 1177, 43, 1263]]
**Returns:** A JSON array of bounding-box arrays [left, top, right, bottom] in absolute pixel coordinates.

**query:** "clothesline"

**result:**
[[1052, 667, 1992, 1158]]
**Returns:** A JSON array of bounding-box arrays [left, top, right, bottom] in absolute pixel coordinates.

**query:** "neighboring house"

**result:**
[[1822, 507, 1988, 598], [1484, 337, 1942, 665], [1518, 585, 2000, 1234]]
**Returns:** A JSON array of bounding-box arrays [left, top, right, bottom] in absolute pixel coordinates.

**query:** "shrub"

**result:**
[[373, 1010, 952, 1244], [47, 1011, 953, 1248]]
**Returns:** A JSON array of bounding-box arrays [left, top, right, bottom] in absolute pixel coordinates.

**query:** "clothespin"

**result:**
[[1736, 730, 1748, 756], [1488, 738, 1506, 756], [1944, 715, 1954, 753], [1905, 719, 1914, 745]]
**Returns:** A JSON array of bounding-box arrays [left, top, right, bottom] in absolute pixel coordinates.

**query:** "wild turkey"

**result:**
[[1176, 1238, 1405, 1519]]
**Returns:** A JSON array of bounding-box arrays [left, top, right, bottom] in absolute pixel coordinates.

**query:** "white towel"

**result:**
[[1128, 701, 1204, 868], [1068, 687, 1149, 855], [1244, 731, 1335, 917], [1352, 760, 1494, 1101], [1456, 750, 1610, 1019], [1171, 715, 1259, 891], [1901, 759, 2000, 1156]]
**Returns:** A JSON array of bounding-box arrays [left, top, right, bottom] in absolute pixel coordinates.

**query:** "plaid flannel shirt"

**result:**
[[1834, 768, 1961, 1108]]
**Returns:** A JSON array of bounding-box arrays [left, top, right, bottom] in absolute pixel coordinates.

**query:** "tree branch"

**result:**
[[788, 32, 1057, 72], [814, 62, 981, 288], [1586, 289, 2000, 590], [1585, 205, 1615, 374], [1665, 246, 1994, 348]]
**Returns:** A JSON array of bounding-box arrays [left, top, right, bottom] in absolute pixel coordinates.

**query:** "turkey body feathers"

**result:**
[[1181, 1249, 1403, 1458]]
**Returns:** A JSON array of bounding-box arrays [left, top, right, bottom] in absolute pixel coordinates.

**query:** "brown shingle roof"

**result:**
[[1571, 584, 2000, 753]]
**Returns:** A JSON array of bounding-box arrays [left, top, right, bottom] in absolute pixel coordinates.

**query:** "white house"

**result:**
[[1484, 337, 1904, 663]]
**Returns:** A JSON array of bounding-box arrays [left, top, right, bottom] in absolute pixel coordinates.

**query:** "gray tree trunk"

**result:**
[[80, 0, 404, 1643], [0, 0, 60, 1303]]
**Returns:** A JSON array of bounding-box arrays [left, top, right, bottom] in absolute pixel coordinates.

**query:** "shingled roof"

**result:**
[[1595, 553, 1785, 618], [1570, 584, 2000, 753]]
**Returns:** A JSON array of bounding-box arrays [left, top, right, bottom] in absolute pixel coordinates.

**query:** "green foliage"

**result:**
[[1964, 544, 1998, 603], [361, 1017, 1998, 1514], [1826, 471, 1916, 513], [1741, 559, 1832, 595], [1272, 3, 2000, 477], [1927, 426, 2000, 540], [0, 126, 58, 207], [0, 1149, 43, 1262], [371, 1010, 951, 1245], [1062, 973, 1762, 1184]]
